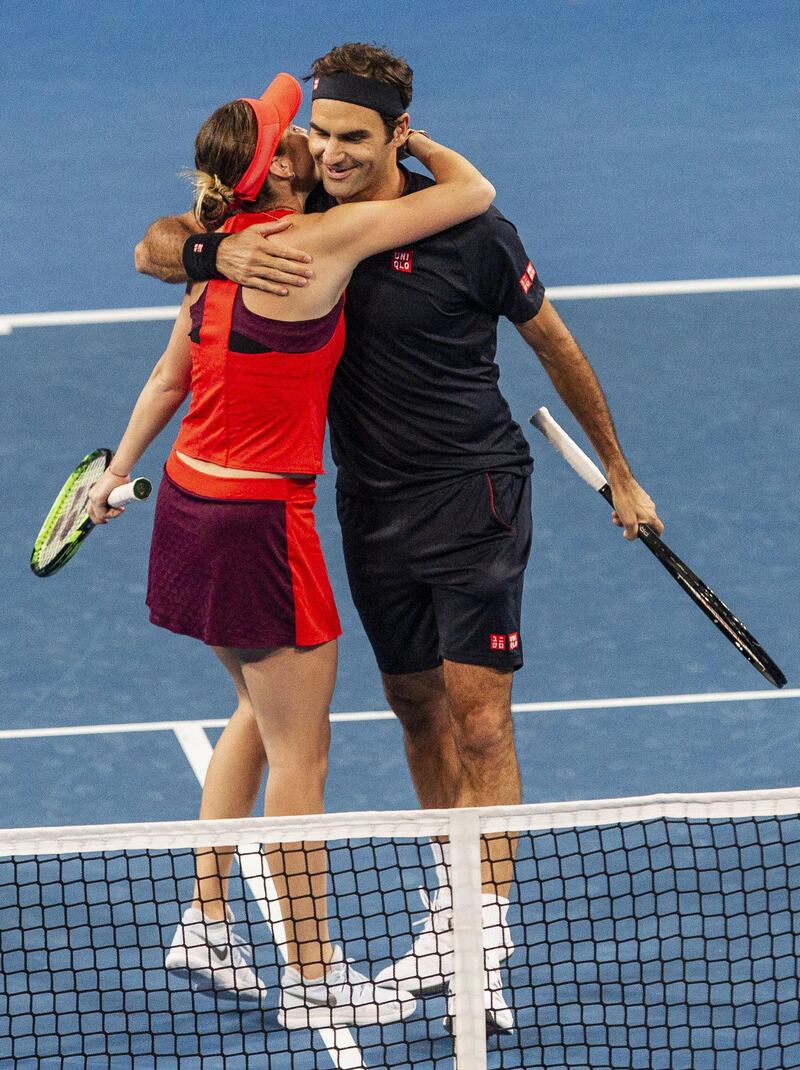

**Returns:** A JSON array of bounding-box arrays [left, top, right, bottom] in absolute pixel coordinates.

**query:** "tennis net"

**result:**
[[1, 787, 799, 1069]]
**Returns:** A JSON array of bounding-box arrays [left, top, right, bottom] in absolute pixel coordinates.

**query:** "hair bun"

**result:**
[[186, 169, 237, 228]]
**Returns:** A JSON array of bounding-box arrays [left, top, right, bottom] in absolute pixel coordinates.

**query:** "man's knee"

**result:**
[[382, 666, 446, 732], [454, 701, 515, 762], [443, 662, 515, 760]]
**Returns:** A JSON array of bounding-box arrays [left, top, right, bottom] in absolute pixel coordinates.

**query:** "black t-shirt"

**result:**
[[306, 169, 545, 499]]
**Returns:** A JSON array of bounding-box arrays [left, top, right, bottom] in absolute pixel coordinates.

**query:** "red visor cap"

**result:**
[[234, 73, 303, 202]]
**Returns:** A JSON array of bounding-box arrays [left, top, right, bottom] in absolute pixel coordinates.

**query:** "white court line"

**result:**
[[0, 306, 181, 330], [171, 724, 216, 785], [547, 275, 800, 300], [1, 274, 799, 333], [0, 687, 796, 741], [511, 688, 799, 714], [172, 724, 365, 1069]]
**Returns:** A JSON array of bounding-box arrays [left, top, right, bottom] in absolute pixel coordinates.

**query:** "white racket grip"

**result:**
[[530, 407, 607, 491], [107, 477, 152, 508]]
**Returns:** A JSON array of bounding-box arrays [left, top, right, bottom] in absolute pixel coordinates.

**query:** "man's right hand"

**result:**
[[216, 219, 314, 295]]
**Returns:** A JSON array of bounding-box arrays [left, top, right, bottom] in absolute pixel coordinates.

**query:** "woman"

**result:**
[[88, 72, 494, 1029]]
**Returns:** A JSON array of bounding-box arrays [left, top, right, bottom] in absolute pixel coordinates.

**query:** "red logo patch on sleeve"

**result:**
[[489, 634, 507, 651], [392, 250, 413, 273], [519, 260, 536, 294], [508, 632, 520, 651]]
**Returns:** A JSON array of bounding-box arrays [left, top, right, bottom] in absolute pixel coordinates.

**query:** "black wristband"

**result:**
[[182, 232, 228, 281]]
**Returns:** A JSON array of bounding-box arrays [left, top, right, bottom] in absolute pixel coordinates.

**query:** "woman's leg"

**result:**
[[191, 646, 268, 920], [236, 640, 337, 980]]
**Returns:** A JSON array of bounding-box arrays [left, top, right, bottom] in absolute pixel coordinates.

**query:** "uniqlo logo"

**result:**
[[490, 632, 520, 652], [194, 243, 203, 253], [519, 260, 536, 293], [313, 77, 320, 89], [392, 250, 413, 273]]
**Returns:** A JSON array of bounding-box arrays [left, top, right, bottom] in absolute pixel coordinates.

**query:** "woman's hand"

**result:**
[[87, 469, 131, 525], [402, 130, 432, 159]]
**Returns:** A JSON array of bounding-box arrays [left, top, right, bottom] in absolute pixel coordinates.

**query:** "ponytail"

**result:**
[[185, 169, 238, 229]]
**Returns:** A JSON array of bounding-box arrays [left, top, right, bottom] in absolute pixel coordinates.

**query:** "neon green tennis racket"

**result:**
[[30, 449, 151, 578]]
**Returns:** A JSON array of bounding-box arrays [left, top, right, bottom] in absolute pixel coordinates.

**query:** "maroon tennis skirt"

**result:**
[[146, 455, 341, 649]]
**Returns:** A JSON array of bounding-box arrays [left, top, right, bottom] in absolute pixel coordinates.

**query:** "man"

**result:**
[[136, 43, 663, 1035]]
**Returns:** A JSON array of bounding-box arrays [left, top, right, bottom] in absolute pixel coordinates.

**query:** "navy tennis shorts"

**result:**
[[337, 470, 532, 675]]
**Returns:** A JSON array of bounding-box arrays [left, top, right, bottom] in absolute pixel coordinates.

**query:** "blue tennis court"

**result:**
[[2, 2, 799, 1067]]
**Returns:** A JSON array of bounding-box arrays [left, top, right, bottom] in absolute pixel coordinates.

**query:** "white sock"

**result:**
[[430, 840, 451, 903], [481, 893, 510, 954], [283, 962, 337, 987], [181, 906, 231, 936]]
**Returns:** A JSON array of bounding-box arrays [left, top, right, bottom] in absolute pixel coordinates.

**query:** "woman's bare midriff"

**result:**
[[176, 451, 315, 483]]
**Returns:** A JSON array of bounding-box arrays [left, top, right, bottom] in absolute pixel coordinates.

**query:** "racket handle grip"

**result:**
[[531, 407, 607, 491], [535, 409, 657, 541], [107, 477, 152, 508]]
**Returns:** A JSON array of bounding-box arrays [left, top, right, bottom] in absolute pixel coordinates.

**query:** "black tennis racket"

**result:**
[[531, 407, 787, 689], [30, 449, 152, 578]]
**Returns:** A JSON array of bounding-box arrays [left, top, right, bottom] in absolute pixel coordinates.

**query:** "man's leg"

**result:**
[[374, 662, 459, 996], [427, 471, 530, 1035], [376, 657, 518, 1022], [381, 665, 461, 811], [428, 470, 530, 897], [442, 659, 520, 895], [383, 659, 520, 895], [382, 666, 463, 906]]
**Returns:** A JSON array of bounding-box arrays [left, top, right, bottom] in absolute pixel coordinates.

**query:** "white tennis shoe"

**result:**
[[480, 894, 515, 1033], [374, 888, 454, 995], [165, 907, 266, 1003], [278, 946, 417, 1029], [443, 962, 515, 1036], [375, 889, 513, 999]]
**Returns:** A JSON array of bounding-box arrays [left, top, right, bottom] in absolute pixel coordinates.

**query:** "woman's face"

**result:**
[[276, 124, 317, 192]]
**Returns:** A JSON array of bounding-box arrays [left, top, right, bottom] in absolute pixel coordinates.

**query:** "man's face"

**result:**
[[309, 99, 402, 202]]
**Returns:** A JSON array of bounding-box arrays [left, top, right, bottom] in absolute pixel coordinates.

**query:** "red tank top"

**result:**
[[173, 210, 345, 475]]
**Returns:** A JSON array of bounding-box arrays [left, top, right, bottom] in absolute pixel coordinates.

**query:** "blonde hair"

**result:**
[[186, 169, 238, 228]]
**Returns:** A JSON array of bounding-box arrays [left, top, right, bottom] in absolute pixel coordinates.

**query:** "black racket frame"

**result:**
[[597, 483, 787, 689]]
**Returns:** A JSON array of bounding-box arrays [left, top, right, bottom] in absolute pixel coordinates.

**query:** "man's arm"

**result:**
[[134, 212, 315, 294], [517, 297, 664, 540], [134, 212, 196, 283]]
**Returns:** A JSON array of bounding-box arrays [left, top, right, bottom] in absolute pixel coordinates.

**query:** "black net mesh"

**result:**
[[511, 813, 800, 1070], [1, 800, 799, 1069]]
